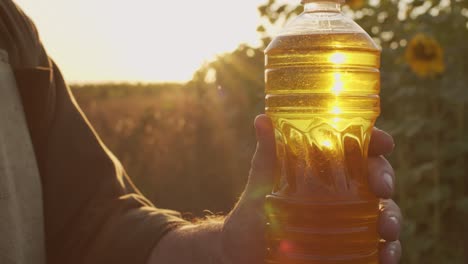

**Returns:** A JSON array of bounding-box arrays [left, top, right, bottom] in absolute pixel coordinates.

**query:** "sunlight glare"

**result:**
[[279, 240, 295, 253], [14, 0, 265, 83], [330, 52, 346, 64], [331, 73, 344, 95], [331, 105, 342, 115], [321, 140, 333, 149], [204, 68, 217, 84]]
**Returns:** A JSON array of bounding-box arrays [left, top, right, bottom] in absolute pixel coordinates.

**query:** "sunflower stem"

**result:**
[[456, 103, 465, 197], [431, 92, 441, 241]]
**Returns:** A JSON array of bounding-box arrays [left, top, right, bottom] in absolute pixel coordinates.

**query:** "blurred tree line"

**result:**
[[73, 0, 468, 263]]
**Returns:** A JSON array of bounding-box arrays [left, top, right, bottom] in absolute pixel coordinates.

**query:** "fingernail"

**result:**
[[388, 216, 399, 226], [388, 243, 401, 263], [383, 172, 394, 193], [255, 115, 273, 141], [254, 118, 265, 139], [388, 248, 397, 260], [388, 216, 401, 238]]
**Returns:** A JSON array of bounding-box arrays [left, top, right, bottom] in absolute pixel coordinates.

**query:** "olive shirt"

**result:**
[[1, 1, 187, 263]]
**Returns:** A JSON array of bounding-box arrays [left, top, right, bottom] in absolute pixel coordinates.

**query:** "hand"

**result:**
[[221, 114, 402, 264]]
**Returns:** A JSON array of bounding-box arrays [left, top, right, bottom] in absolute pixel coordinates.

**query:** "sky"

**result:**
[[14, 0, 267, 84]]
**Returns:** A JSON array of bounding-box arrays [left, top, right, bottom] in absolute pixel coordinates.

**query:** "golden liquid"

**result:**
[[264, 33, 381, 264]]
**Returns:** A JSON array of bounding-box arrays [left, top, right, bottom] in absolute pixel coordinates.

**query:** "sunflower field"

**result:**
[[73, 0, 468, 263]]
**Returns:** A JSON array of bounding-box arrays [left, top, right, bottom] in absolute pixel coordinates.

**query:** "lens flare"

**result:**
[[279, 240, 295, 254], [331, 73, 344, 95], [330, 52, 346, 64], [321, 140, 333, 148], [331, 105, 342, 115]]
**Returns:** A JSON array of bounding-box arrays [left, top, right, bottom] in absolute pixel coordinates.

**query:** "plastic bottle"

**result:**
[[264, 1, 381, 263]]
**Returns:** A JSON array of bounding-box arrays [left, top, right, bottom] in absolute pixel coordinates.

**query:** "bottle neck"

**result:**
[[303, 1, 342, 13]]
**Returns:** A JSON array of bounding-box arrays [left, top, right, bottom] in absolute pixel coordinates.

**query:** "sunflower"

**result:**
[[405, 34, 445, 78], [346, 0, 365, 10]]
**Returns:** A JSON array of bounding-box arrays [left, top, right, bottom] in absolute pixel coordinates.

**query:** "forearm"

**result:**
[[148, 221, 225, 264]]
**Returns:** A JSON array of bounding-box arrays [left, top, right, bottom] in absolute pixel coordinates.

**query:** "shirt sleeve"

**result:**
[[41, 61, 188, 264], [4, 1, 189, 262]]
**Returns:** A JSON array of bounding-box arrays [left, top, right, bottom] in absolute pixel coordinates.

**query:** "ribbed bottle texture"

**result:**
[[264, 27, 381, 264]]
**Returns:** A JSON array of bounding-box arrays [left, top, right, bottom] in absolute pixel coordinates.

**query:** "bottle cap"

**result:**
[[301, 0, 345, 4]]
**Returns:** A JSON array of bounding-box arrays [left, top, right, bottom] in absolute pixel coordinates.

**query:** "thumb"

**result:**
[[221, 115, 277, 263], [244, 114, 277, 202]]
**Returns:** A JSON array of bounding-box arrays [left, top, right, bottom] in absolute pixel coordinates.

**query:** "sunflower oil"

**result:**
[[264, 1, 381, 264]]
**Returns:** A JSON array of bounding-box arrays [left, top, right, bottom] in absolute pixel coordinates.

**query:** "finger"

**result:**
[[368, 156, 395, 199], [379, 241, 402, 264], [245, 114, 276, 199], [369, 128, 395, 156], [378, 200, 403, 242]]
